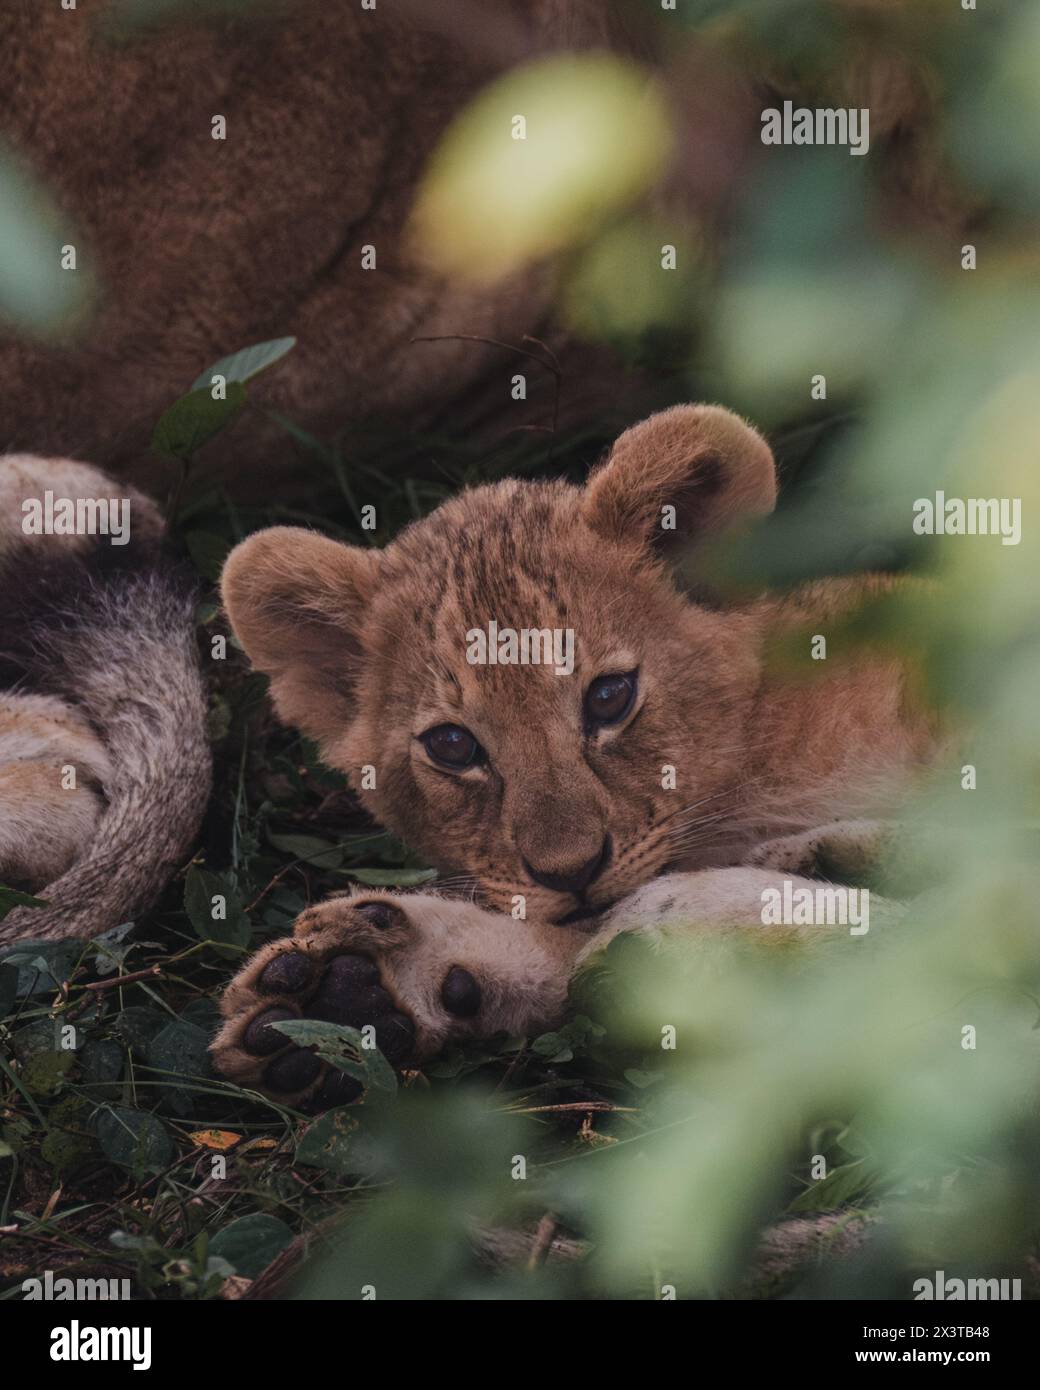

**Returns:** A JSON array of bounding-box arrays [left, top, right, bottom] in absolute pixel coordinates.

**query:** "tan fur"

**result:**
[[222, 404, 935, 923], [0, 0, 616, 494], [0, 455, 211, 944], [214, 849, 905, 1100], [0, 692, 111, 887], [0, 2, 965, 496], [1, 457, 118, 559], [214, 404, 937, 1094], [0, 691, 112, 783], [213, 888, 579, 1095], [0, 453, 165, 559]]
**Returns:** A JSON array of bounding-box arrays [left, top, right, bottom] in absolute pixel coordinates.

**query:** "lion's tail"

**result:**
[[0, 455, 211, 944]]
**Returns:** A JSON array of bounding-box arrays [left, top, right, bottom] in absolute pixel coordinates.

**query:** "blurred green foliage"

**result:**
[[0, 149, 97, 340], [2, 0, 1039, 1300], [310, 0, 1040, 1298], [409, 53, 672, 282]]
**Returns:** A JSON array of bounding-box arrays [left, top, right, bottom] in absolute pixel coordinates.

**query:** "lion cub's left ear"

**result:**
[[221, 527, 381, 749], [580, 404, 776, 554]]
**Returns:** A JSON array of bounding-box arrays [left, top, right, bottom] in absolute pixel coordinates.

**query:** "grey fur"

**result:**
[[0, 569, 210, 945]]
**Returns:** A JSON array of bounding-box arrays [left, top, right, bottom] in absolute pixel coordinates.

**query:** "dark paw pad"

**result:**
[[263, 1047, 321, 1093], [441, 965, 481, 1018], [244, 1006, 299, 1056], [354, 900, 409, 931], [242, 944, 419, 1104], [259, 950, 314, 995], [309, 1069, 365, 1110], [374, 1011, 416, 1063], [309, 955, 391, 1025]]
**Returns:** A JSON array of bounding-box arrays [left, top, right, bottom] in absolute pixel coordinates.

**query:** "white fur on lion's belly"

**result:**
[[0, 690, 112, 889], [0, 691, 113, 784]]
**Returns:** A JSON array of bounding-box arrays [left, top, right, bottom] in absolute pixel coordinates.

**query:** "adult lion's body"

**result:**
[[0, 0, 956, 498], [0, 0, 614, 494]]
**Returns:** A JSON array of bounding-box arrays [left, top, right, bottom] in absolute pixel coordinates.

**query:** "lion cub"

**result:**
[[213, 405, 935, 1105]]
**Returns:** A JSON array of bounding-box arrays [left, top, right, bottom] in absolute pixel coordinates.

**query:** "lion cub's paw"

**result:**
[[211, 891, 567, 1110]]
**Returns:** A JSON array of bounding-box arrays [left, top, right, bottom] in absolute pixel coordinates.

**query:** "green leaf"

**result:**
[[295, 1106, 360, 1176], [151, 382, 246, 462], [556, 1014, 607, 1049], [0, 939, 82, 998], [208, 1213, 294, 1279], [0, 885, 48, 921], [1, 1116, 32, 1156], [183, 866, 252, 950], [531, 1031, 573, 1063], [10, 1018, 62, 1061], [345, 867, 437, 887], [180, 997, 221, 1036], [269, 1018, 347, 1049], [89, 921, 136, 977], [265, 831, 344, 869], [95, 1108, 174, 1175], [206, 693, 233, 742], [788, 1159, 880, 1214], [114, 1007, 168, 1052], [0, 1054, 45, 1124], [80, 1039, 125, 1097], [191, 336, 296, 391], [424, 1048, 469, 1080], [147, 1019, 213, 1082], [0, 963, 17, 1019], [272, 1018, 397, 1096], [22, 1050, 75, 1096], [425, 1039, 513, 1079], [41, 1097, 98, 1174], [530, 1015, 606, 1064], [145, 1017, 213, 1117], [183, 530, 231, 582]]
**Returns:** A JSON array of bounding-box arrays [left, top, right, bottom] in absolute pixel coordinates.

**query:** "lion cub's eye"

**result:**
[[420, 723, 483, 769], [584, 671, 637, 727]]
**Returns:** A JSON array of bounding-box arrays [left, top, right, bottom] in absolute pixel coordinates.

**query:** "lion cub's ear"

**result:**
[[221, 527, 380, 746], [581, 404, 776, 554]]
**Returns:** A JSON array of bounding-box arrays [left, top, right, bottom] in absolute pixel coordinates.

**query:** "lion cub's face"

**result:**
[[223, 406, 777, 926]]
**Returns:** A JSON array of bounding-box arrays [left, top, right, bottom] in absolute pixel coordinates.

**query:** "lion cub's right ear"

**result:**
[[220, 527, 380, 746], [581, 404, 777, 556]]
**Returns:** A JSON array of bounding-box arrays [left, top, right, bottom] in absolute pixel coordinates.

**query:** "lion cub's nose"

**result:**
[[523, 836, 611, 895]]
